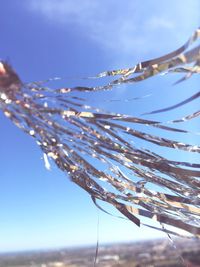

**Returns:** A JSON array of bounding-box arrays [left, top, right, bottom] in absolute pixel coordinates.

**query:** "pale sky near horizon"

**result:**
[[0, 0, 200, 252]]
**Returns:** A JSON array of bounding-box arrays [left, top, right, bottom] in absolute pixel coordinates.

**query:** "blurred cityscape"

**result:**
[[1, 238, 200, 267]]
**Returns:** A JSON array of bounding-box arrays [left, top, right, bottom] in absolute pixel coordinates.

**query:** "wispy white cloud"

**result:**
[[147, 17, 174, 31], [29, 0, 99, 24], [27, 0, 200, 63]]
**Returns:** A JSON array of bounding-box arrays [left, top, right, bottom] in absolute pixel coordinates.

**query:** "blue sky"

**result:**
[[0, 0, 200, 252]]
